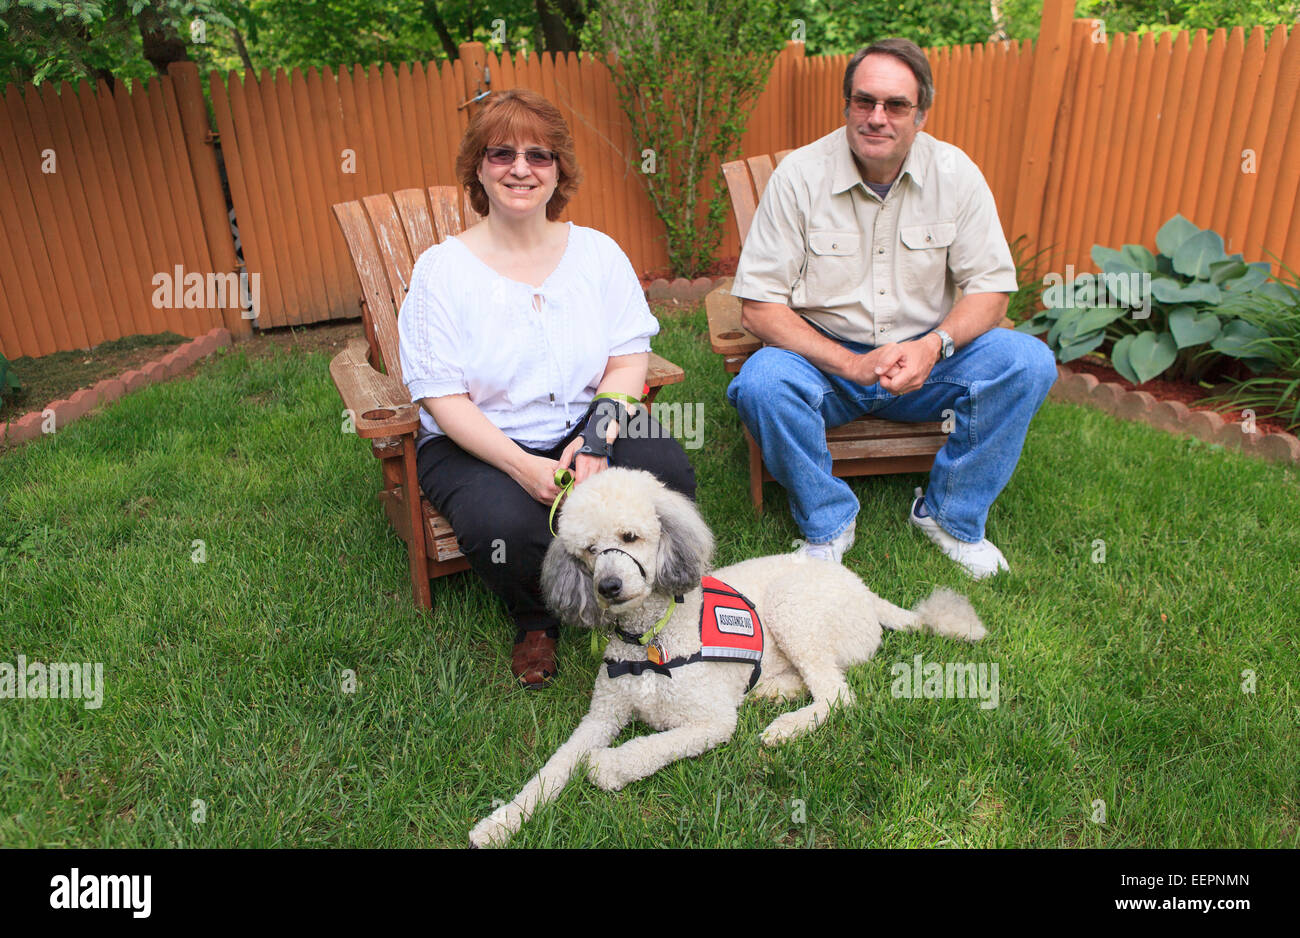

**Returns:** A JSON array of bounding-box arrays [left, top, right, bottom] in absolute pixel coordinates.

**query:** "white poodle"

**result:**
[[468, 468, 987, 847]]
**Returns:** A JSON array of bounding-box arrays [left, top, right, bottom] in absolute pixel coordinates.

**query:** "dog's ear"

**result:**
[[653, 486, 713, 594], [540, 537, 602, 630]]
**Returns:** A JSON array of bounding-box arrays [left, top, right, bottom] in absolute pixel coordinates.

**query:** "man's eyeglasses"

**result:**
[[484, 146, 556, 167], [846, 94, 918, 118]]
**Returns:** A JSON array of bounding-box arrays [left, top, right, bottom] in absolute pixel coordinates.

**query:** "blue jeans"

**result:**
[[726, 328, 1057, 544]]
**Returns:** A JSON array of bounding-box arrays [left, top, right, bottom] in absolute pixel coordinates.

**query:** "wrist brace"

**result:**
[[577, 397, 624, 460]]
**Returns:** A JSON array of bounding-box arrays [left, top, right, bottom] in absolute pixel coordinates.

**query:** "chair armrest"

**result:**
[[705, 278, 762, 358], [647, 352, 684, 390], [329, 337, 421, 438]]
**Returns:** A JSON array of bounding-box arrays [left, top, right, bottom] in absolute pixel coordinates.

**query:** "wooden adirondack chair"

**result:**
[[706, 151, 948, 512], [330, 186, 685, 609]]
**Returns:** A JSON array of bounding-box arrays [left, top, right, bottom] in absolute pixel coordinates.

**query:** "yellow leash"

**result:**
[[546, 391, 644, 537]]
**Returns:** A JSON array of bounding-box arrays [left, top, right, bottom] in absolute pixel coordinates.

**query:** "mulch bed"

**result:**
[[1, 337, 188, 424], [638, 256, 739, 289], [1, 320, 365, 427]]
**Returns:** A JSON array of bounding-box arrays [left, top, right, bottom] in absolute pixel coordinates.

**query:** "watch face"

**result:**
[[937, 331, 953, 358]]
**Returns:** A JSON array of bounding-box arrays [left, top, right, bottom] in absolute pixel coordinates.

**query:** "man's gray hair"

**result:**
[[842, 38, 935, 115]]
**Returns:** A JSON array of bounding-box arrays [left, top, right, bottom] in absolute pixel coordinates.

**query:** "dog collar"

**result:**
[[590, 594, 683, 657]]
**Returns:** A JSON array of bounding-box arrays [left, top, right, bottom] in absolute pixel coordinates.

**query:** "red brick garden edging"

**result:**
[[1050, 364, 1300, 464], [644, 276, 726, 304], [0, 327, 232, 448]]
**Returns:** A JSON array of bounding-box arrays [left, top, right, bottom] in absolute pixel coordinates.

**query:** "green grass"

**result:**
[[1, 308, 1297, 848]]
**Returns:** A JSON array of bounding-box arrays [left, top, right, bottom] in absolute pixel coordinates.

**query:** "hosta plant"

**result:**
[[1017, 214, 1275, 384]]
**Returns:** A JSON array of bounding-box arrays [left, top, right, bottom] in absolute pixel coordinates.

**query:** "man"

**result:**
[[726, 38, 1056, 579]]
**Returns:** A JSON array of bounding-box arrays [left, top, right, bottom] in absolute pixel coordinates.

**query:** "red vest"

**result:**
[[699, 577, 763, 684], [603, 577, 763, 688]]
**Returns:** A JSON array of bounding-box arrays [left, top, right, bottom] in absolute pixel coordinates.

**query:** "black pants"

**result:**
[[416, 416, 696, 633]]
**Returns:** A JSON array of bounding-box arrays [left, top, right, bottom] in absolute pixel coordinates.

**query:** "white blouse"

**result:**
[[398, 222, 659, 450]]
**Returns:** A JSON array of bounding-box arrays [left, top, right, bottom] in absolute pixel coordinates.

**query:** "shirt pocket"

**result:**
[[898, 221, 957, 295], [803, 230, 862, 300]]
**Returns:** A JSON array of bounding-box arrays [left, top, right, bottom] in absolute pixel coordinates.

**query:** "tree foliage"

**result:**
[[785, 0, 995, 54], [241, 0, 544, 71], [0, 1, 238, 86], [998, 0, 1300, 41], [0, 0, 583, 89]]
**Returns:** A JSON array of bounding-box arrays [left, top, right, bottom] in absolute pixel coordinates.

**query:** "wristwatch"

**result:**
[[933, 329, 954, 360]]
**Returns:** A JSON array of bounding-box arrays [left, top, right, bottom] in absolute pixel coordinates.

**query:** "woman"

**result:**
[[398, 89, 695, 688]]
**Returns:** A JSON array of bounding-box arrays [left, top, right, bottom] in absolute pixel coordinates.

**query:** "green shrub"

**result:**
[[1199, 269, 1300, 432], [584, 0, 785, 278], [1017, 214, 1275, 384], [0, 351, 19, 407]]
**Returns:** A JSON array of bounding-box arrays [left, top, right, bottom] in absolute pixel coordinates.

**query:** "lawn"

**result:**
[[0, 307, 1296, 848]]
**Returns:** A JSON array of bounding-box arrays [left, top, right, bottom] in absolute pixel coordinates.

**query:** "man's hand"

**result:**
[[875, 334, 942, 395], [843, 343, 905, 387]]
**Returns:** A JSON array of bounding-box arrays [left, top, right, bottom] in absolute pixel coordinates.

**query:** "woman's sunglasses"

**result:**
[[484, 146, 556, 167]]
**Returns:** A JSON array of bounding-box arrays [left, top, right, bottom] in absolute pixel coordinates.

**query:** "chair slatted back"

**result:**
[[393, 188, 437, 258], [429, 186, 465, 243], [721, 149, 791, 247], [745, 155, 776, 206], [333, 186, 477, 379], [331, 200, 405, 381], [361, 194, 416, 308], [721, 161, 759, 245]]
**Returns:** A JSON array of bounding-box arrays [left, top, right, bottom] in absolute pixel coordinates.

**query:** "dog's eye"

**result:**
[[587, 544, 598, 554], [621, 532, 638, 544]]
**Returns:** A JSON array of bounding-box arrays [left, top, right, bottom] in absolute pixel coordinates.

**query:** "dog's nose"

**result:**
[[598, 576, 623, 599]]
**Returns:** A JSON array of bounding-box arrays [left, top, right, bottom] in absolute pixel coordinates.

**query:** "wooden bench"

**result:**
[[330, 186, 685, 609], [706, 152, 947, 512]]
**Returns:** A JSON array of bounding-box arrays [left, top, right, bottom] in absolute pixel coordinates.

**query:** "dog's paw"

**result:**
[[585, 748, 631, 791], [760, 711, 815, 746], [468, 809, 516, 848]]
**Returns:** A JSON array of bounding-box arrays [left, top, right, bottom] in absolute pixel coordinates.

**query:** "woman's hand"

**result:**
[[513, 453, 569, 505], [572, 452, 608, 484], [558, 436, 607, 485]]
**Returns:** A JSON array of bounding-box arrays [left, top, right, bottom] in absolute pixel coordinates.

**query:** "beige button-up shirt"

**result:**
[[732, 127, 1018, 346]]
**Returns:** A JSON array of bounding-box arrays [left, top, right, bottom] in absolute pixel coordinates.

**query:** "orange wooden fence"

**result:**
[[0, 65, 244, 359], [1, 0, 1298, 357], [208, 48, 669, 329]]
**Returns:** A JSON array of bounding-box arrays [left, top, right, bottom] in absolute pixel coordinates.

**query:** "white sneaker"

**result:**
[[908, 489, 1009, 580], [794, 519, 856, 563]]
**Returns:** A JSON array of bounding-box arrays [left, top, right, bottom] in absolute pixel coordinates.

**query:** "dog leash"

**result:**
[[546, 391, 645, 536], [548, 467, 574, 536]]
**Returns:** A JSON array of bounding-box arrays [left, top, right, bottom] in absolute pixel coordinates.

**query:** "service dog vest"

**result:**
[[699, 576, 763, 670], [604, 576, 763, 690]]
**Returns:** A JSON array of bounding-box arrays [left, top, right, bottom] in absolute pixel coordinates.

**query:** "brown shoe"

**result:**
[[512, 629, 558, 689]]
